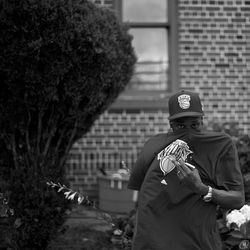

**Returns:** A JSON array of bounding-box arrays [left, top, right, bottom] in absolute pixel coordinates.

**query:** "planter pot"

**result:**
[[98, 173, 137, 213]]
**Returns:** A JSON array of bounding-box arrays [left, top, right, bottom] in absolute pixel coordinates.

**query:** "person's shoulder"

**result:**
[[201, 130, 233, 144], [140, 132, 173, 156], [142, 132, 175, 149], [202, 130, 231, 137], [145, 133, 169, 145]]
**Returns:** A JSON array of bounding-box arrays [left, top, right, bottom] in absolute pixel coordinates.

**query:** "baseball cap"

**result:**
[[168, 90, 204, 121]]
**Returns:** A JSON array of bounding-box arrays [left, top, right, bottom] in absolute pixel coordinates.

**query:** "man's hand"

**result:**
[[172, 159, 208, 195], [171, 159, 245, 209]]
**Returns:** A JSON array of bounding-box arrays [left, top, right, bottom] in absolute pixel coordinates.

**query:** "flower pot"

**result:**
[[98, 172, 137, 213]]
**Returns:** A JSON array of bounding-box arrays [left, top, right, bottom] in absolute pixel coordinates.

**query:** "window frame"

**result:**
[[110, 0, 179, 110]]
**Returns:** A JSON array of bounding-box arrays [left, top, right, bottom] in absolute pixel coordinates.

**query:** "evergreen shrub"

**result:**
[[0, 0, 136, 248]]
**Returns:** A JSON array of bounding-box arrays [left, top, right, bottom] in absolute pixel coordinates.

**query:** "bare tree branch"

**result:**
[[36, 110, 43, 156], [10, 134, 18, 170], [58, 119, 78, 169]]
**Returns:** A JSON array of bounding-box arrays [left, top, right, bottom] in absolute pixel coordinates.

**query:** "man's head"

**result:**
[[168, 90, 204, 131]]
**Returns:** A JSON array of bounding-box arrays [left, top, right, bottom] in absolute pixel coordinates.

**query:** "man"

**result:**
[[128, 90, 245, 250]]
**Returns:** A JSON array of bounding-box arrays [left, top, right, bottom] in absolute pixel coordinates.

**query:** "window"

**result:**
[[122, 0, 168, 91], [113, 0, 178, 108], [111, 0, 179, 109]]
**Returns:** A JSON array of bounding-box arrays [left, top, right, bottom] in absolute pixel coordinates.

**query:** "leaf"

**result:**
[[77, 196, 84, 204], [57, 187, 64, 192], [68, 192, 77, 200], [64, 191, 71, 198], [224, 235, 242, 246], [229, 230, 244, 239], [113, 229, 123, 236], [14, 218, 22, 228]]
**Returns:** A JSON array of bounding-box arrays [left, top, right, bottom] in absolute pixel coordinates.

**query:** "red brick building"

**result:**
[[66, 0, 250, 197]]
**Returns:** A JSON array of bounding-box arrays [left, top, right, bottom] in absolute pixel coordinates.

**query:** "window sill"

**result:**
[[109, 90, 170, 111]]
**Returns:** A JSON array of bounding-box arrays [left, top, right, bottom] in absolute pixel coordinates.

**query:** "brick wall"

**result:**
[[66, 0, 250, 197], [66, 110, 168, 197], [178, 0, 250, 133]]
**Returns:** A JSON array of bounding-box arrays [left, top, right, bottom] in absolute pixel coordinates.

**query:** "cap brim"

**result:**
[[168, 112, 204, 121]]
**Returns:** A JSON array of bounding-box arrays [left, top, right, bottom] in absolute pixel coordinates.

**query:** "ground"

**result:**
[[47, 206, 131, 250]]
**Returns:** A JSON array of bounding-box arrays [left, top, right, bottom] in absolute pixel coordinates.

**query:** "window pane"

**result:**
[[123, 0, 167, 23], [129, 28, 168, 91]]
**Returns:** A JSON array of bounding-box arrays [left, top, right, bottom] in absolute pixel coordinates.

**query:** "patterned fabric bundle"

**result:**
[[158, 139, 193, 175]]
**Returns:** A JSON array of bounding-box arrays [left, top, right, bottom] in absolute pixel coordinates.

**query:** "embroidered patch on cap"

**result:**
[[178, 94, 191, 109]]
